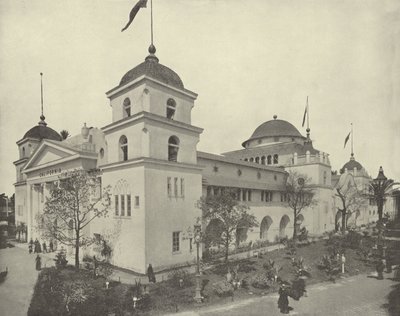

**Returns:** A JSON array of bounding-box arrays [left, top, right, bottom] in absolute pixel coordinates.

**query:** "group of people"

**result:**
[[28, 238, 55, 254]]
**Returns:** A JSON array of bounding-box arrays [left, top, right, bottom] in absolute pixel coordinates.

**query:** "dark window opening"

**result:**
[[123, 98, 131, 117], [119, 135, 128, 161], [168, 136, 179, 162], [167, 98, 176, 119]]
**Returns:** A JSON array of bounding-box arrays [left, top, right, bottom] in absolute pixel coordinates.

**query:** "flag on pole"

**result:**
[[344, 132, 351, 148], [121, 0, 148, 32], [302, 104, 308, 127]]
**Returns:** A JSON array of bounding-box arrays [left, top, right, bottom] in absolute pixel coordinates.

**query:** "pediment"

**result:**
[[23, 141, 78, 171]]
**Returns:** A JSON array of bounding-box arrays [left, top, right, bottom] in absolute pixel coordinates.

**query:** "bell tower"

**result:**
[[100, 46, 203, 273]]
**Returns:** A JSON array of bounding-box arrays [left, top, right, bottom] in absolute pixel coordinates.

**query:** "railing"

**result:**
[[74, 143, 96, 153]]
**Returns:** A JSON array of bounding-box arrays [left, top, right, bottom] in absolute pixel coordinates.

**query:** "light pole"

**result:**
[[373, 167, 388, 258], [194, 224, 202, 303]]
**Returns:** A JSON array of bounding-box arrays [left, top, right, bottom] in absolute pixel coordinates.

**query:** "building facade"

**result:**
[[14, 47, 395, 273]]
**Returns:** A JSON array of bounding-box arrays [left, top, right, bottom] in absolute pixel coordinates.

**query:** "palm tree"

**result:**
[[370, 167, 398, 223], [60, 130, 70, 140]]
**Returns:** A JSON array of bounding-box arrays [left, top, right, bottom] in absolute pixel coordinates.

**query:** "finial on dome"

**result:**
[[38, 115, 47, 126], [148, 44, 156, 54], [145, 44, 159, 63], [273, 115, 277, 120]]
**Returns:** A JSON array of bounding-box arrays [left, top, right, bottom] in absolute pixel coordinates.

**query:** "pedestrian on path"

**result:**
[[49, 240, 54, 252], [35, 255, 42, 271], [147, 264, 156, 283], [376, 259, 385, 280], [28, 243, 32, 254], [34, 239, 40, 253], [42, 242, 47, 253], [278, 282, 290, 314]]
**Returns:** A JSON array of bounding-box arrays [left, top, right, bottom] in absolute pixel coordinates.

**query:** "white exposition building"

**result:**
[[14, 46, 390, 273]]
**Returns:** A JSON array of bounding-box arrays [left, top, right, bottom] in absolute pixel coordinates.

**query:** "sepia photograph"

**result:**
[[0, 0, 399, 315]]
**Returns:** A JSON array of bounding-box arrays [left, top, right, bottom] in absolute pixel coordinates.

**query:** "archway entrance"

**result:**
[[260, 216, 273, 240], [279, 215, 290, 239], [236, 219, 249, 246]]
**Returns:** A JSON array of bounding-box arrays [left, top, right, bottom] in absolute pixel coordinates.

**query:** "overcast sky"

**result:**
[[0, 0, 399, 196]]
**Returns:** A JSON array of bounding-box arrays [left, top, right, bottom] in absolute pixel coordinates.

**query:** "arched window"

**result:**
[[123, 98, 131, 117], [166, 98, 176, 119], [114, 179, 132, 217], [22, 147, 25, 157], [168, 136, 179, 162], [261, 156, 266, 165], [255, 157, 260, 164], [119, 135, 128, 161], [244, 158, 248, 162], [249, 157, 254, 162], [99, 148, 104, 159], [267, 155, 272, 165], [273, 154, 279, 164]]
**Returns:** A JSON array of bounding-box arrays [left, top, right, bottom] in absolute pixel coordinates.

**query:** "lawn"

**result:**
[[29, 231, 398, 316]]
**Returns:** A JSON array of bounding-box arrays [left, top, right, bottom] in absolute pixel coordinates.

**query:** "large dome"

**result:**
[[23, 117, 62, 141], [119, 49, 184, 89], [242, 116, 304, 147]]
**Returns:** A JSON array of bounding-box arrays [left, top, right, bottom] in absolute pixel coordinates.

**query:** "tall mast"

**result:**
[[39, 72, 47, 126], [150, 0, 154, 46], [351, 122, 354, 157]]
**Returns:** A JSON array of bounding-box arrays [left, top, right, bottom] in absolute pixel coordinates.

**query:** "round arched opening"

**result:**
[[279, 215, 290, 238], [260, 216, 273, 240]]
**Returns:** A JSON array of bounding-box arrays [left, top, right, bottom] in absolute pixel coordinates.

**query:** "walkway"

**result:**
[[0, 244, 54, 316], [170, 272, 398, 316]]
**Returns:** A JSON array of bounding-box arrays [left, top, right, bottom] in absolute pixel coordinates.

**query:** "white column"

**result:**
[[306, 150, 310, 163], [26, 184, 32, 242]]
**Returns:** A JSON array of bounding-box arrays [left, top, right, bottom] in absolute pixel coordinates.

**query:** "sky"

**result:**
[[0, 0, 399, 196]]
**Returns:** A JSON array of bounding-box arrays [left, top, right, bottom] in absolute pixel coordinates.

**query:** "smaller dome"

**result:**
[[23, 118, 62, 141], [340, 155, 363, 173]]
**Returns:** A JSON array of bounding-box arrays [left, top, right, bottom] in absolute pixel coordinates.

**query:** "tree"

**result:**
[[37, 169, 111, 269], [370, 167, 398, 223], [198, 190, 258, 262], [285, 171, 316, 242], [60, 130, 70, 140], [335, 174, 363, 233]]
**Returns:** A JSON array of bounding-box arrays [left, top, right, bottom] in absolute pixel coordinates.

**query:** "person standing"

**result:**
[[35, 255, 42, 271], [376, 259, 385, 280], [42, 242, 47, 253], [147, 264, 156, 283], [278, 283, 290, 314], [49, 240, 54, 252]]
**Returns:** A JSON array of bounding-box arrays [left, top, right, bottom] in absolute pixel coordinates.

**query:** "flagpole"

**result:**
[[150, 0, 153, 46], [306, 96, 309, 130], [40, 73, 44, 117], [351, 123, 354, 157]]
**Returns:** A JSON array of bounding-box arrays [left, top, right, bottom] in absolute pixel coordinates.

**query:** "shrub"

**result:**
[[237, 260, 257, 273], [167, 267, 193, 288], [263, 259, 282, 281], [298, 227, 309, 242], [318, 255, 340, 281], [212, 280, 234, 297], [54, 249, 68, 269], [248, 273, 270, 289], [343, 230, 363, 249]]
